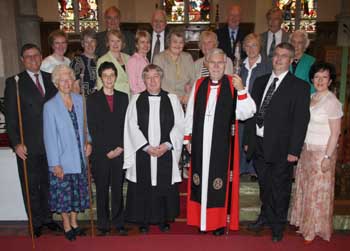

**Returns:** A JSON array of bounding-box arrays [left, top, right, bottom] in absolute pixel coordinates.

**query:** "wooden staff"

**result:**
[[15, 75, 35, 249], [81, 83, 95, 237]]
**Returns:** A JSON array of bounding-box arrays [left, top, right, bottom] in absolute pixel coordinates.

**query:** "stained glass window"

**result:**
[[58, 0, 99, 33], [164, 0, 211, 24], [276, 0, 317, 33]]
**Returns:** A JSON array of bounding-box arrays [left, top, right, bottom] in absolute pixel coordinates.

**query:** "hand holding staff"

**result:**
[[15, 75, 35, 249]]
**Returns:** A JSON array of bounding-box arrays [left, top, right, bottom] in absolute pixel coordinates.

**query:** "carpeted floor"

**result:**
[[1, 233, 349, 251]]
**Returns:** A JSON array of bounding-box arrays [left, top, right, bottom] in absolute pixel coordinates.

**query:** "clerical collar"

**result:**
[[148, 91, 161, 96], [210, 80, 220, 86]]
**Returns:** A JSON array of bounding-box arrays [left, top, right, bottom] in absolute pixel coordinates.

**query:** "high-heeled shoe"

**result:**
[[71, 226, 86, 236], [64, 229, 76, 241]]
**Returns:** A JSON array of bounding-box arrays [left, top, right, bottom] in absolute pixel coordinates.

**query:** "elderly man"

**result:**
[[261, 7, 289, 60], [4, 44, 59, 237], [216, 4, 246, 62], [244, 43, 310, 242], [185, 48, 256, 235], [95, 6, 135, 57], [147, 9, 168, 63], [123, 64, 184, 233]]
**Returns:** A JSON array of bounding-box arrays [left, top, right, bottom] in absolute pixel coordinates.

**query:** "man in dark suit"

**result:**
[[216, 4, 246, 63], [260, 7, 289, 61], [4, 44, 59, 237], [147, 9, 167, 63], [243, 43, 310, 242], [95, 6, 135, 57]]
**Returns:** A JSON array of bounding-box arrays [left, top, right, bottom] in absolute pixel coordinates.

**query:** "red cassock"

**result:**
[[185, 75, 241, 231]]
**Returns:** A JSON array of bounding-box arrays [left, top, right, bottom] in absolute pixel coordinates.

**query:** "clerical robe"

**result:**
[[184, 75, 256, 231], [123, 90, 184, 225]]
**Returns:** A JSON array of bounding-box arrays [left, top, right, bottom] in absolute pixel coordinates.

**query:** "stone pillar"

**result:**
[[16, 0, 42, 48]]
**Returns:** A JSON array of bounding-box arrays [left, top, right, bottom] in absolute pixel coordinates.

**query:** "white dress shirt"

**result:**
[[256, 70, 289, 137], [151, 30, 165, 62], [267, 29, 283, 56], [26, 70, 46, 94], [243, 54, 262, 91]]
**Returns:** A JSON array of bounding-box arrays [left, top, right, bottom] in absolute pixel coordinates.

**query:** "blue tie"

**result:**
[[230, 31, 235, 53]]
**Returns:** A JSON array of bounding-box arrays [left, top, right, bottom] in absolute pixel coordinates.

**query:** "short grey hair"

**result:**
[[289, 29, 310, 49], [142, 64, 164, 81], [52, 64, 76, 85], [205, 48, 227, 62]]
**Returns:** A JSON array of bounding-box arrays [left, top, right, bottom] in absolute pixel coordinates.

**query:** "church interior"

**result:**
[[0, 0, 349, 250]]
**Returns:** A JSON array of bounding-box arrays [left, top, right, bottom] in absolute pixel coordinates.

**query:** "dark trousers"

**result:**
[[254, 137, 294, 234], [92, 155, 125, 229], [16, 154, 51, 228]]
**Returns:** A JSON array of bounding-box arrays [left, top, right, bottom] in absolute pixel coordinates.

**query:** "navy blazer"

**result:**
[[216, 25, 247, 61], [44, 93, 89, 174], [243, 72, 310, 162]]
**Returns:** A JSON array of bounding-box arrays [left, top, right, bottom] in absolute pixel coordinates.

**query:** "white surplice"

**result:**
[[184, 79, 256, 230], [123, 93, 184, 186]]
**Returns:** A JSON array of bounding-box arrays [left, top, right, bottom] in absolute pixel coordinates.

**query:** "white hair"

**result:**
[[289, 29, 310, 49], [205, 48, 227, 62], [51, 64, 75, 84]]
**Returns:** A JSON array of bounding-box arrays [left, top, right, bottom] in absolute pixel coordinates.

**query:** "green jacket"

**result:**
[[290, 53, 316, 94]]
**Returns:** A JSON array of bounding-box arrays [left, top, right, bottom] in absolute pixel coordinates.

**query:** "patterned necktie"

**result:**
[[291, 59, 298, 74], [269, 33, 276, 58], [152, 33, 161, 62], [256, 77, 279, 128], [34, 73, 45, 97], [230, 30, 236, 54]]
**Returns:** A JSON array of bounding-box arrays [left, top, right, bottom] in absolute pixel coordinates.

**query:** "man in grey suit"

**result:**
[[95, 6, 135, 57], [260, 7, 289, 60]]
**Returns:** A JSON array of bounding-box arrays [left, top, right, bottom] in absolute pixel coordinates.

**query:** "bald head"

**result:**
[[226, 4, 241, 29], [151, 9, 167, 34]]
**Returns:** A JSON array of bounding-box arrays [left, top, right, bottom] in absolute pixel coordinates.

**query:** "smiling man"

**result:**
[[184, 48, 256, 235], [243, 43, 310, 242], [4, 43, 59, 238]]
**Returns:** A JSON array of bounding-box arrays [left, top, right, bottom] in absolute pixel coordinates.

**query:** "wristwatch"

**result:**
[[324, 155, 330, 159]]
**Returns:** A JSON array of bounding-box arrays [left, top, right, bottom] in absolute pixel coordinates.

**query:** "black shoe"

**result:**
[[33, 227, 42, 238], [272, 232, 283, 242], [213, 227, 225, 236], [247, 216, 266, 232], [43, 221, 63, 232], [116, 226, 128, 236], [198, 229, 207, 234], [159, 223, 170, 232], [71, 226, 86, 236], [64, 229, 76, 241], [139, 225, 149, 234], [97, 228, 110, 236]]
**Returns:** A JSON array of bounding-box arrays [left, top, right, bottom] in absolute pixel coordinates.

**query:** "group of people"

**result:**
[[4, 3, 342, 245]]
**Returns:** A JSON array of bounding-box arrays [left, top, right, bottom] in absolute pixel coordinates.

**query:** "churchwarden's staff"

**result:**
[[15, 75, 35, 249], [81, 80, 95, 237]]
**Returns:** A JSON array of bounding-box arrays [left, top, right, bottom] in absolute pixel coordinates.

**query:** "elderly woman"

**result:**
[[96, 30, 130, 96], [290, 62, 343, 243], [70, 28, 97, 96], [289, 30, 316, 93], [194, 30, 233, 79], [126, 30, 151, 95], [153, 29, 195, 105], [87, 62, 129, 236], [41, 30, 71, 73], [43, 65, 91, 241], [123, 64, 184, 233], [239, 33, 272, 179]]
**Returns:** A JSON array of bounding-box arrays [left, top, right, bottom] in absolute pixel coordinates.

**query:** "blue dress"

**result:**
[[49, 106, 90, 213]]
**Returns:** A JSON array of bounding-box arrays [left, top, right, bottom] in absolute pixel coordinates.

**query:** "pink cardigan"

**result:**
[[126, 53, 149, 95]]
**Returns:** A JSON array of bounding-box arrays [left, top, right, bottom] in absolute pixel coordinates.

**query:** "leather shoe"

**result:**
[[272, 232, 283, 242], [139, 225, 149, 234], [213, 227, 225, 236], [116, 226, 128, 236], [247, 216, 266, 232], [33, 227, 42, 238], [71, 226, 86, 236], [43, 221, 62, 232], [159, 223, 170, 232], [198, 229, 207, 234], [64, 229, 76, 241]]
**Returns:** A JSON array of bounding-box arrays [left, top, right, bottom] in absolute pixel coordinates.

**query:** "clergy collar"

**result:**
[[147, 91, 161, 96], [210, 79, 220, 86]]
